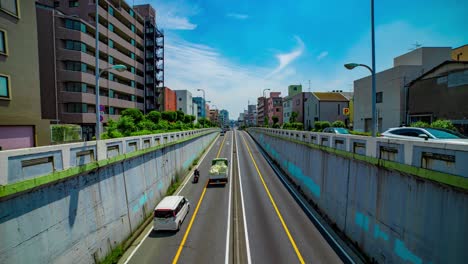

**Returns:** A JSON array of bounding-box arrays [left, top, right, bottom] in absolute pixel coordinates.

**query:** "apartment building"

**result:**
[[267, 92, 283, 125], [134, 4, 164, 112], [0, 1, 51, 150], [257, 96, 267, 125], [163, 86, 176, 111], [193, 96, 206, 118], [175, 90, 193, 114], [36, 0, 148, 140]]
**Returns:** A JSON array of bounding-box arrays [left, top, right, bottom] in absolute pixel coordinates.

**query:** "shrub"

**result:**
[[410, 121, 430, 128], [313, 121, 331, 132], [117, 116, 136, 136], [137, 119, 156, 131], [176, 110, 185, 122], [130, 130, 153, 136], [430, 119, 456, 131], [121, 108, 143, 124], [51, 124, 82, 143], [146, 111, 161, 124], [332, 120, 346, 128], [162, 111, 177, 122]]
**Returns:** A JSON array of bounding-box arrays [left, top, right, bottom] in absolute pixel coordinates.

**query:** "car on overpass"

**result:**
[[322, 127, 350, 134], [381, 127, 468, 143]]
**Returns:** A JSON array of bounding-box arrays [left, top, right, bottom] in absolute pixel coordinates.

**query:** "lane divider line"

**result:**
[[123, 134, 219, 264], [240, 132, 305, 264], [172, 131, 229, 264], [236, 130, 252, 264], [247, 132, 356, 263], [224, 132, 234, 264], [176, 134, 220, 196], [172, 182, 209, 264]]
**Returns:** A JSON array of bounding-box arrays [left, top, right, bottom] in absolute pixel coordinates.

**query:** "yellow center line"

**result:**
[[172, 182, 208, 264], [217, 133, 228, 158], [172, 133, 227, 264], [240, 133, 305, 264]]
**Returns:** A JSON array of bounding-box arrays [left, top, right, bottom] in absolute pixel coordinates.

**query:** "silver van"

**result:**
[[153, 196, 190, 231]]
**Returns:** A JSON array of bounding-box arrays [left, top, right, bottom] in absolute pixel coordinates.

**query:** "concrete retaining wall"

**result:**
[[248, 128, 468, 264], [0, 130, 217, 263]]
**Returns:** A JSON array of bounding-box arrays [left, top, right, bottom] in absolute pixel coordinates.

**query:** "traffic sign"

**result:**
[[343, 108, 350, 115]]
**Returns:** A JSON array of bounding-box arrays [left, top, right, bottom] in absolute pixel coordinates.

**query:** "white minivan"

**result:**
[[153, 196, 190, 231]]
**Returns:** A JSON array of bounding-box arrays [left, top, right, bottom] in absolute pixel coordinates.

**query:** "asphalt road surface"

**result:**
[[122, 130, 349, 264]]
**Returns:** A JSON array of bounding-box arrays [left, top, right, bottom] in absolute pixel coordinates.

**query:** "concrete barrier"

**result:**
[[0, 129, 217, 263], [248, 128, 468, 264]]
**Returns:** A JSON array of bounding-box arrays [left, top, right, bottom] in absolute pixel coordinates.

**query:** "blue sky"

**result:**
[[133, 0, 467, 118]]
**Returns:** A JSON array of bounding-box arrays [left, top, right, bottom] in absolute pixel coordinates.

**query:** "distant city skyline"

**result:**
[[136, 0, 468, 117]]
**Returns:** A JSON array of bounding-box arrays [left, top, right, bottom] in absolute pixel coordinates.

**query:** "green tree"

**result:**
[[117, 116, 137, 136], [146, 111, 161, 124], [162, 111, 177, 122], [137, 119, 156, 131], [176, 110, 185, 122], [290, 112, 298, 123], [121, 108, 143, 124], [264, 116, 269, 126], [272, 116, 279, 125]]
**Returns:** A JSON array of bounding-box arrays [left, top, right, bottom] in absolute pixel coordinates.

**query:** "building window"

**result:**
[[178, 97, 182, 101], [130, 67, 135, 74], [65, 61, 87, 72], [338, 104, 341, 115], [65, 40, 86, 52], [130, 52, 135, 60], [109, 90, 114, 98], [108, 73, 114, 81], [0, 29, 7, 55], [108, 6, 114, 16], [130, 80, 135, 87], [131, 95, 136, 102], [129, 9, 134, 17], [66, 103, 87, 113], [65, 82, 87, 92], [65, 19, 86, 33], [108, 23, 114, 32], [376, 92, 383, 103], [108, 56, 114, 65], [130, 39, 135, 46], [108, 39, 114, 48], [69, 0, 78, 7], [109, 106, 115, 115], [0, 0, 19, 17], [131, 24, 135, 32], [0, 74, 10, 99]]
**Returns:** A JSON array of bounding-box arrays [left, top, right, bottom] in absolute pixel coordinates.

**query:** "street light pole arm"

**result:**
[[359, 64, 374, 74]]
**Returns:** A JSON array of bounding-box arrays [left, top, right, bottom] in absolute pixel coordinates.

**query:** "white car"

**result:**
[[153, 196, 190, 231], [381, 127, 468, 144]]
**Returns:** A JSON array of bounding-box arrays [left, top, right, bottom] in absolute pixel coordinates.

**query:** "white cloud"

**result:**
[[164, 16, 197, 30], [163, 33, 293, 118], [137, 0, 199, 30], [226, 13, 249, 20], [266, 36, 305, 78], [317, 51, 329, 61]]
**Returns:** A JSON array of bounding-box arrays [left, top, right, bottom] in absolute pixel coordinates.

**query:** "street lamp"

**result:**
[[95, 64, 127, 140], [344, 62, 376, 137], [344, 0, 377, 137]]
